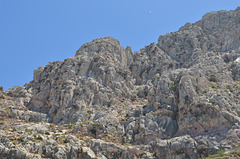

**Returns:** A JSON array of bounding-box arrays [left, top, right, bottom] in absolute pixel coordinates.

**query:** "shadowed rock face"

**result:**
[[1, 7, 240, 159]]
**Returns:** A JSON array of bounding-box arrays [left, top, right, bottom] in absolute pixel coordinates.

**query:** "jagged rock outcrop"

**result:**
[[158, 7, 240, 63], [130, 43, 176, 85], [26, 37, 135, 124], [2, 7, 240, 159]]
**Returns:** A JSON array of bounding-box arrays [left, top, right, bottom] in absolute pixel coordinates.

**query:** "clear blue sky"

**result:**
[[0, 0, 239, 90]]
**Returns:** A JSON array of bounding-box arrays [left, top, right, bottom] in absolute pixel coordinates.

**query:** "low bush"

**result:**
[[208, 75, 218, 82]]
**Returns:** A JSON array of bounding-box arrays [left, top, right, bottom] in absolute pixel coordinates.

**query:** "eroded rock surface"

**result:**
[[2, 7, 240, 159]]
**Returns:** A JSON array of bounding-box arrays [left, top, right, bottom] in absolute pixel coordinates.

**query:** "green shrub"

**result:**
[[205, 149, 231, 159], [171, 74, 183, 91], [17, 137, 25, 142], [63, 139, 69, 143], [0, 95, 5, 99], [45, 132, 50, 135], [36, 135, 43, 140], [90, 123, 104, 136], [170, 84, 177, 90], [176, 149, 184, 154], [67, 124, 73, 129], [208, 75, 218, 82], [211, 85, 217, 89], [131, 97, 136, 102], [202, 90, 208, 93]]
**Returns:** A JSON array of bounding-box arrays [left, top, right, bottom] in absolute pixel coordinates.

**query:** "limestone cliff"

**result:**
[[1, 7, 240, 159]]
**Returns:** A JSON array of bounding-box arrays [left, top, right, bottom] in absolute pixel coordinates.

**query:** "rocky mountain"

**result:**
[[1, 7, 240, 159]]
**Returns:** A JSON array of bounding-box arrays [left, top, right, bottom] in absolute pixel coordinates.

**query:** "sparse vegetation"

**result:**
[[205, 150, 231, 159], [208, 75, 218, 82], [36, 135, 43, 141], [63, 138, 69, 143], [45, 132, 50, 135], [17, 137, 25, 142], [170, 84, 177, 90], [184, 95, 191, 104], [196, 103, 206, 108], [196, 34, 201, 39], [0, 95, 5, 99], [202, 90, 208, 93], [67, 124, 73, 129], [171, 74, 183, 91], [131, 97, 136, 102], [80, 119, 92, 126]]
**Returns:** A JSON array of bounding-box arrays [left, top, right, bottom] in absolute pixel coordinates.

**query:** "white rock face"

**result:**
[[26, 37, 135, 124]]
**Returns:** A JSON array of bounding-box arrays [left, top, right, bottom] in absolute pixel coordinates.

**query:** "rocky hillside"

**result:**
[[1, 7, 240, 159]]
